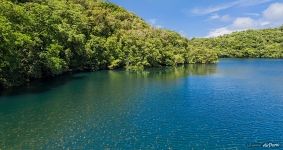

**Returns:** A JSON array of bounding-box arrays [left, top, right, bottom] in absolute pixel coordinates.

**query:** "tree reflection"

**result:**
[[125, 64, 217, 81]]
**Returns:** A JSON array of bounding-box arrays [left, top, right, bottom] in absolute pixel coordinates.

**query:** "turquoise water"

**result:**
[[0, 59, 283, 149]]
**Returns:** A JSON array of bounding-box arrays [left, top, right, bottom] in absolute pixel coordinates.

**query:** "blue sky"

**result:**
[[109, 0, 283, 38]]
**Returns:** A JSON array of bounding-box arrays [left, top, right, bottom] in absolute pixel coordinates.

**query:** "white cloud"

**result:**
[[209, 14, 231, 22], [148, 19, 157, 25], [206, 2, 283, 37], [244, 13, 260, 17], [221, 15, 232, 22], [238, 0, 274, 7], [148, 18, 163, 29], [192, 2, 238, 15], [263, 3, 283, 21], [155, 25, 163, 29], [192, 0, 274, 15], [210, 14, 220, 20], [233, 17, 255, 29], [206, 27, 234, 37], [178, 30, 189, 38], [206, 17, 255, 37]]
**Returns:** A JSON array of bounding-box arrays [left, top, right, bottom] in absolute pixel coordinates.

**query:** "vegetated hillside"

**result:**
[[190, 27, 283, 58], [0, 0, 218, 88]]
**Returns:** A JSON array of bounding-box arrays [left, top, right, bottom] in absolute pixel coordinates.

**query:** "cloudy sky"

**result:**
[[109, 0, 283, 38]]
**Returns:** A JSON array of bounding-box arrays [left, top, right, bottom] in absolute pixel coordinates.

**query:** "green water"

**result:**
[[1, 59, 283, 149]]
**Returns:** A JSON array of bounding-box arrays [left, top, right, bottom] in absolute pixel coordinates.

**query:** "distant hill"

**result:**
[[190, 27, 283, 58]]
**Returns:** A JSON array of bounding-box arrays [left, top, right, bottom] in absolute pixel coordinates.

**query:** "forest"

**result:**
[[190, 27, 283, 58], [0, 0, 282, 88], [0, 0, 217, 88]]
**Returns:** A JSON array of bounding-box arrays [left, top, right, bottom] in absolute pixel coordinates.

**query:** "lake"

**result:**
[[0, 59, 283, 149]]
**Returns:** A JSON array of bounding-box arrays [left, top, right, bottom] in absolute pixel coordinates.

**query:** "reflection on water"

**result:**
[[0, 64, 217, 97], [132, 64, 217, 79], [1, 60, 283, 149]]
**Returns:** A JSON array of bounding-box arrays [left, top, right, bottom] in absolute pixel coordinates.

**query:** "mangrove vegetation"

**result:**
[[0, 0, 282, 88]]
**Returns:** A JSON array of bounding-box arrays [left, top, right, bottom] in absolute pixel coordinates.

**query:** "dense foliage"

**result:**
[[191, 27, 283, 58], [0, 0, 217, 88], [1, 0, 282, 88]]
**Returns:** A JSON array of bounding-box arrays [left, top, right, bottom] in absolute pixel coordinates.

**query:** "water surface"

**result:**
[[1, 59, 283, 149]]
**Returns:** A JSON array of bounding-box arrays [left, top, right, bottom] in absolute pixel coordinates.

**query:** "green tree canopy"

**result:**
[[0, 0, 218, 88]]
